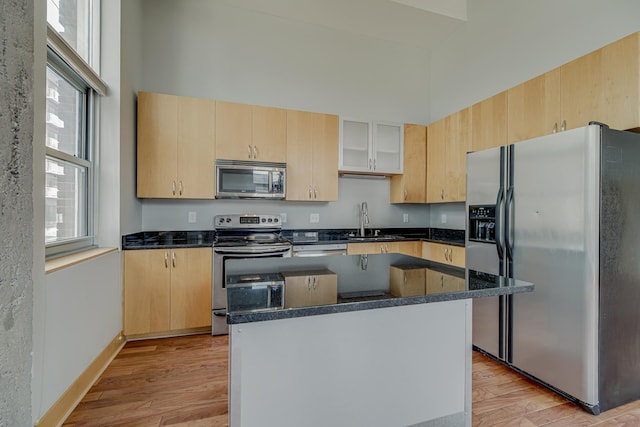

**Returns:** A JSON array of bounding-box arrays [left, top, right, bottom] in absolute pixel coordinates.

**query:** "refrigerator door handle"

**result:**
[[505, 186, 514, 262], [495, 186, 505, 260]]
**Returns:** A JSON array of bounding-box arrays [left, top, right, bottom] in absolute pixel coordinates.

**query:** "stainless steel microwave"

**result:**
[[215, 160, 286, 199]]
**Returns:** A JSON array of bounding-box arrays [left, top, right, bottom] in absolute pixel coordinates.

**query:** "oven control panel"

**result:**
[[215, 214, 282, 229]]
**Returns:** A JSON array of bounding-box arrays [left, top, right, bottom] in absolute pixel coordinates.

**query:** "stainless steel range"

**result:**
[[212, 214, 291, 335]]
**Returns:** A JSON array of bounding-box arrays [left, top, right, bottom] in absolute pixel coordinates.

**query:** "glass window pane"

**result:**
[[47, 0, 90, 63], [45, 156, 88, 243], [46, 66, 84, 157]]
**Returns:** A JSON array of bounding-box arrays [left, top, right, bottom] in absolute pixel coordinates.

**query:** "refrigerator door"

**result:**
[[509, 126, 599, 407], [466, 146, 505, 359]]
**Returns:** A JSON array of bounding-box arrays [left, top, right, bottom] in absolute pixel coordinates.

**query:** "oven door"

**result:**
[[212, 245, 291, 335]]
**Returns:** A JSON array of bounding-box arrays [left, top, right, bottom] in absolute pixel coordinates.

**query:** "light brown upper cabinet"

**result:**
[[426, 107, 472, 203], [390, 124, 427, 203], [286, 110, 339, 201], [507, 68, 562, 144], [137, 92, 215, 199], [215, 101, 286, 162], [561, 32, 640, 133], [508, 32, 640, 143], [471, 91, 507, 152]]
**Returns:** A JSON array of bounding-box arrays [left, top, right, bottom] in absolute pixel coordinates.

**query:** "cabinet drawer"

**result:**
[[421, 242, 465, 268]]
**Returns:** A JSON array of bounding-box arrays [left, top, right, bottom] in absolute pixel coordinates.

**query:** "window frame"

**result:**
[[45, 0, 105, 259]]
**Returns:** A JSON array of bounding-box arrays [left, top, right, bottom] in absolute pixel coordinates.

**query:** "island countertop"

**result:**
[[226, 253, 532, 325]]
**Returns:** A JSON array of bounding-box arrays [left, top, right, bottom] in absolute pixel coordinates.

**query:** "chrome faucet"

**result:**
[[359, 202, 369, 237]]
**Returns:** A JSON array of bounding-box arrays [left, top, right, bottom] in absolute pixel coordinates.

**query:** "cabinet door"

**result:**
[[426, 117, 447, 203], [390, 266, 426, 297], [561, 32, 640, 132], [137, 92, 178, 198], [372, 121, 403, 174], [286, 110, 314, 200], [422, 241, 465, 268], [312, 113, 339, 201], [446, 107, 472, 202], [170, 248, 212, 330], [215, 101, 252, 161], [426, 270, 448, 294], [340, 118, 371, 172], [123, 249, 171, 336], [284, 275, 311, 308], [395, 241, 421, 258], [252, 105, 286, 162], [472, 92, 507, 152], [309, 273, 338, 306], [390, 124, 426, 203], [177, 97, 215, 199], [508, 68, 561, 143]]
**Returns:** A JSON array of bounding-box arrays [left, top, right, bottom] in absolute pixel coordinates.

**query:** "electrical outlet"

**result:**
[[441, 214, 447, 224], [403, 213, 409, 223], [280, 213, 287, 223], [310, 213, 320, 223], [188, 211, 197, 223]]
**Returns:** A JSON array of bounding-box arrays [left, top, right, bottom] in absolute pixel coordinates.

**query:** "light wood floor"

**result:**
[[64, 334, 640, 426]]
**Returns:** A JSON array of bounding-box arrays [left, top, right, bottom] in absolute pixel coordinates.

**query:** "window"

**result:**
[[46, 0, 104, 258]]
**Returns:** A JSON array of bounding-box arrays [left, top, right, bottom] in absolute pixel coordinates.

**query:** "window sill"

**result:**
[[45, 247, 119, 274]]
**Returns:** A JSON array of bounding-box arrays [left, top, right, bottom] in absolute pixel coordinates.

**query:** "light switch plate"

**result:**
[[280, 213, 287, 223], [441, 214, 447, 224], [403, 213, 409, 223], [188, 211, 197, 223], [310, 213, 320, 223]]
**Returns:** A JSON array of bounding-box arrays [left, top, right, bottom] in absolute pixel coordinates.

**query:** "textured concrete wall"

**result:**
[[0, 0, 35, 425]]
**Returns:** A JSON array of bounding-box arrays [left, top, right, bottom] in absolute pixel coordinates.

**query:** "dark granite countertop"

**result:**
[[122, 230, 215, 249], [121, 227, 465, 249], [284, 227, 465, 247], [225, 253, 532, 325]]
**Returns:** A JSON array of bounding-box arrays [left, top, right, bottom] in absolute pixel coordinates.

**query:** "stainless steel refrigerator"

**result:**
[[466, 123, 640, 414]]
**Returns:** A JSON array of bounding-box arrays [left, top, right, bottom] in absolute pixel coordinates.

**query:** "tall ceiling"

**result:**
[[219, 0, 468, 49]]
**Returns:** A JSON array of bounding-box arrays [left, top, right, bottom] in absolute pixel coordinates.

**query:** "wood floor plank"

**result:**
[[64, 335, 640, 427]]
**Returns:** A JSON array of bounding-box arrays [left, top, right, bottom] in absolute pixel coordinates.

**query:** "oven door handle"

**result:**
[[214, 246, 292, 256]]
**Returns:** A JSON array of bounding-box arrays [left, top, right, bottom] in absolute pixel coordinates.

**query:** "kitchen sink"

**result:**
[[347, 235, 405, 242]]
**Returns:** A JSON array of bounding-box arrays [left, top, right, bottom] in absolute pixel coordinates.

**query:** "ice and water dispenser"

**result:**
[[468, 205, 496, 243]]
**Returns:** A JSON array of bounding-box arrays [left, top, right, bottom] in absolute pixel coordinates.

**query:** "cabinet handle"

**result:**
[[308, 186, 313, 199], [373, 158, 377, 170], [179, 181, 183, 196], [172, 181, 176, 196], [561, 120, 566, 132], [440, 188, 444, 200], [164, 251, 168, 268], [380, 245, 384, 254], [247, 145, 252, 159], [172, 251, 176, 268], [313, 186, 318, 199], [440, 275, 444, 288], [404, 272, 407, 284], [552, 122, 558, 133], [253, 145, 258, 159], [404, 188, 408, 200], [312, 276, 317, 290], [369, 158, 373, 170]]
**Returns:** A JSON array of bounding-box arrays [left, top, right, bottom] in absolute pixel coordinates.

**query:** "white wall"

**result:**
[[428, 0, 640, 227], [142, 177, 430, 231], [139, 0, 431, 124], [39, 252, 121, 415], [430, 0, 640, 121], [136, 0, 432, 232]]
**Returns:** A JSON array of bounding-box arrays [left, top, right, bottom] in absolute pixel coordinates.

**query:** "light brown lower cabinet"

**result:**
[[282, 270, 337, 308], [389, 266, 426, 297], [421, 241, 465, 268], [346, 240, 421, 256], [123, 248, 212, 337], [426, 269, 465, 294]]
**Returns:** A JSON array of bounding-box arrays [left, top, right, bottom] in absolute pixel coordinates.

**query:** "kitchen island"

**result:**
[[225, 254, 532, 427]]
